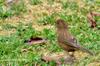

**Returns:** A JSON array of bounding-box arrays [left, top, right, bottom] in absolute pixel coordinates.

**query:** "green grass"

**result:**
[[0, 0, 26, 19], [0, 22, 57, 65], [0, 0, 100, 66], [0, 6, 12, 19], [62, 1, 79, 10], [38, 13, 57, 25], [30, 0, 42, 5], [10, 0, 27, 15]]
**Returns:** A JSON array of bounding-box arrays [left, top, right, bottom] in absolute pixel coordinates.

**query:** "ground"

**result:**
[[0, 0, 100, 66]]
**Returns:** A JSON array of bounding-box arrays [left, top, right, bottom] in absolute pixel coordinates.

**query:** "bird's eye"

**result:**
[[57, 22, 60, 24], [56, 19, 64, 25], [56, 21, 60, 25]]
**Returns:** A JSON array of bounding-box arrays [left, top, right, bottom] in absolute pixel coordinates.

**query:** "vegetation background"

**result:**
[[0, 0, 100, 66]]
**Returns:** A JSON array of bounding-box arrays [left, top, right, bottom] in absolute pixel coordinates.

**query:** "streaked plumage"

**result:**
[[56, 19, 94, 55]]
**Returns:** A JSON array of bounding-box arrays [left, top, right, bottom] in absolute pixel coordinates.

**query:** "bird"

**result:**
[[55, 19, 94, 57]]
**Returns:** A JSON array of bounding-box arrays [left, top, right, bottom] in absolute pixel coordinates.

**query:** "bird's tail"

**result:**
[[78, 46, 94, 56]]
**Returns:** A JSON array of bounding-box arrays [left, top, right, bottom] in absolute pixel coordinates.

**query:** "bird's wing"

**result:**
[[64, 36, 80, 48], [63, 36, 94, 55]]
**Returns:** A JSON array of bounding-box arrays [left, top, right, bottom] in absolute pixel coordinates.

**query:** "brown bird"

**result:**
[[55, 19, 94, 57]]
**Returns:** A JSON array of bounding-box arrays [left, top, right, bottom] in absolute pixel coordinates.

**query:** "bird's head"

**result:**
[[56, 19, 68, 29]]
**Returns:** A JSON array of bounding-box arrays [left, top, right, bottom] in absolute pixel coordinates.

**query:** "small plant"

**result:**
[[62, 1, 79, 10], [0, 0, 26, 19], [61, 1, 69, 9], [0, 22, 39, 62], [42, 28, 56, 42], [10, 0, 27, 15], [16, 22, 37, 40], [0, 0, 5, 6], [84, 0, 95, 5], [58, 12, 72, 22], [30, 0, 42, 5], [38, 13, 56, 25], [0, 6, 13, 19], [42, 28, 61, 52], [47, 0, 55, 5], [1, 24, 16, 30]]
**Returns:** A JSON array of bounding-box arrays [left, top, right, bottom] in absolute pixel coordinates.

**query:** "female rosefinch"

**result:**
[[56, 19, 94, 56]]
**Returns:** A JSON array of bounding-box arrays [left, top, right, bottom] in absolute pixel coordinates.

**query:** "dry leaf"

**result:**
[[87, 12, 97, 28], [24, 37, 47, 45], [91, 12, 100, 16], [41, 52, 75, 65]]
